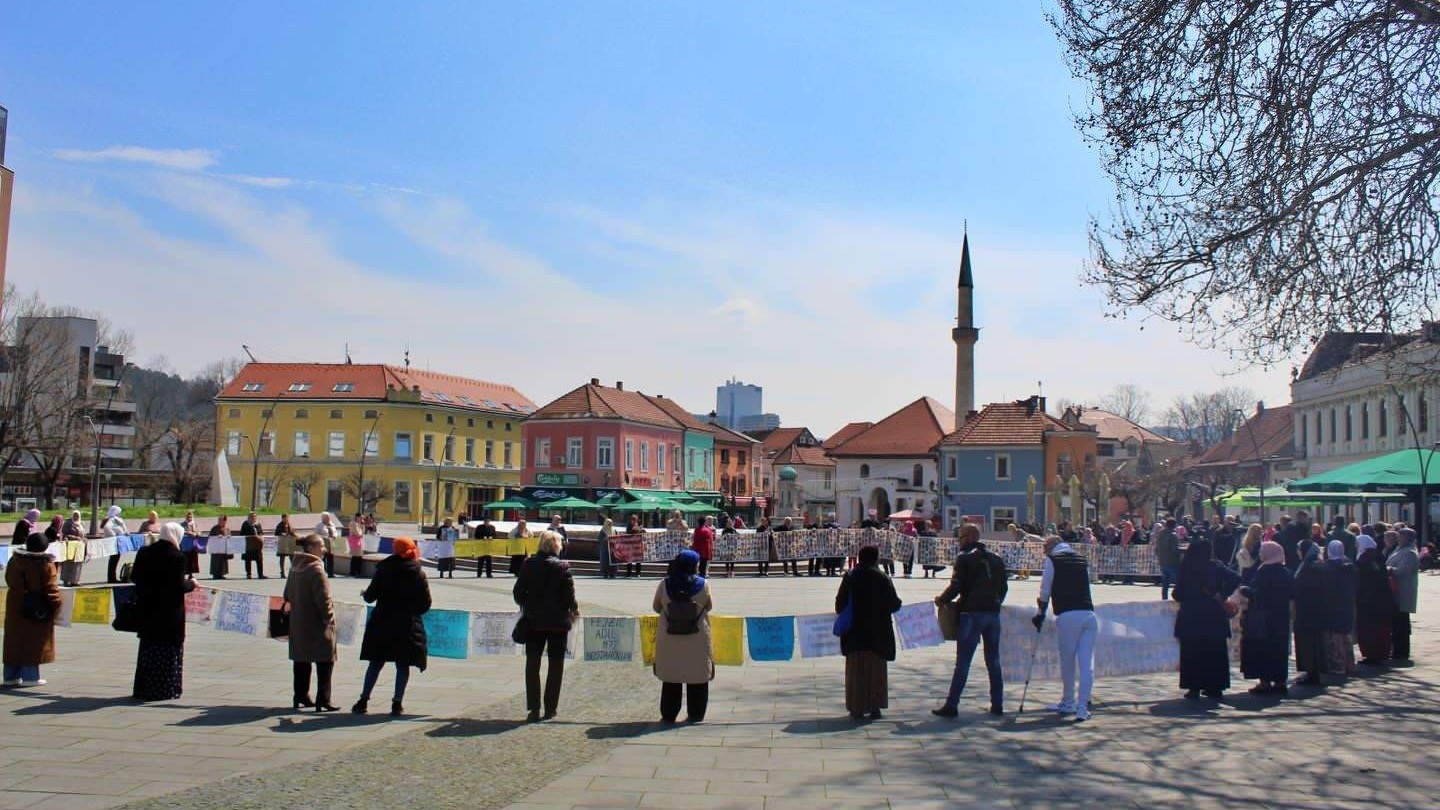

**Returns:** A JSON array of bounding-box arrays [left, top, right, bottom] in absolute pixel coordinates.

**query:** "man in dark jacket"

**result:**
[[932, 524, 1008, 717], [1327, 516, 1357, 561], [240, 511, 266, 580], [1155, 518, 1182, 600], [1275, 512, 1309, 571], [1212, 515, 1240, 567]]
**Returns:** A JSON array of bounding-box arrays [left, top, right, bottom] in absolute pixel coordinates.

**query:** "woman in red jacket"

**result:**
[[691, 516, 715, 577]]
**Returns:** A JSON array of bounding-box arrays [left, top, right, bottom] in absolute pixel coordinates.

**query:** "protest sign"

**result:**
[[71, 589, 112, 625], [334, 602, 365, 646], [470, 612, 519, 656], [745, 616, 795, 662], [640, 615, 659, 665], [712, 616, 744, 666], [184, 587, 216, 625], [796, 613, 841, 658], [423, 609, 470, 659], [893, 603, 944, 650], [583, 616, 637, 662], [212, 591, 266, 636]]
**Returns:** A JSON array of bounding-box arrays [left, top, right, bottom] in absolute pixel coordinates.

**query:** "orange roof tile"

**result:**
[[643, 395, 715, 433], [1072, 408, 1173, 444], [823, 421, 873, 450], [756, 427, 810, 459], [1194, 405, 1296, 466], [773, 443, 835, 467], [709, 423, 760, 446], [529, 381, 684, 429], [939, 399, 1071, 446], [829, 397, 956, 457], [216, 363, 535, 414]]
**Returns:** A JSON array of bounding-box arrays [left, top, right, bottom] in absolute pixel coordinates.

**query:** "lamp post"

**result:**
[[246, 394, 283, 511], [429, 426, 456, 528], [1234, 408, 1267, 523], [356, 410, 383, 517], [87, 361, 133, 537]]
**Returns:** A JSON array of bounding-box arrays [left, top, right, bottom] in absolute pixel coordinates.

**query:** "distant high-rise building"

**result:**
[[715, 378, 780, 431]]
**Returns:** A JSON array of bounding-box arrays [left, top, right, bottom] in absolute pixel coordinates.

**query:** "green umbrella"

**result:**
[[670, 500, 715, 514], [1289, 448, 1440, 492], [611, 498, 675, 512], [484, 496, 535, 510], [540, 496, 599, 511]]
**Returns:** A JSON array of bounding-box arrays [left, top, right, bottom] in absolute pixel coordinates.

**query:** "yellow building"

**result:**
[[215, 363, 536, 523]]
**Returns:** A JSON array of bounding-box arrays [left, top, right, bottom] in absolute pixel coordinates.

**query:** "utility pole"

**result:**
[[356, 410, 383, 516], [88, 362, 132, 537], [430, 425, 456, 528]]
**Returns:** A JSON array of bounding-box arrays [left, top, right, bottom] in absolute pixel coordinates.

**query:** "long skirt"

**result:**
[[210, 554, 230, 578], [1178, 637, 1231, 692], [184, 550, 200, 576], [1356, 616, 1391, 662], [133, 641, 184, 701], [1240, 636, 1289, 683], [1295, 630, 1326, 676], [59, 561, 83, 586], [1324, 631, 1355, 676], [844, 651, 888, 714]]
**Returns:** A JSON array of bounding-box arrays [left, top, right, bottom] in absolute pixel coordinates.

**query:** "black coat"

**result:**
[[131, 541, 194, 645], [513, 552, 578, 632], [359, 556, 432, 670], [1355, 549, 1394, 623], [1322, 560, 1357, 634], [1211, 527, 1239, 566], [1292, 558, 1328, 634], [1276, 523, 1308, 570], [835, 564, 902, 661], [937, 543, 1007, 613], [1174, 560, 1241, 641], [1243, 564, 1294, 644]]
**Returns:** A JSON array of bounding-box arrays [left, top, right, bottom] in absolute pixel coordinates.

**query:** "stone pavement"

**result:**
[[1, 556, 1437, 809]]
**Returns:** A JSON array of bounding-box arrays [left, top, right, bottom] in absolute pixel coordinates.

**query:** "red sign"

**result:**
[[609, 535, 646, 563]]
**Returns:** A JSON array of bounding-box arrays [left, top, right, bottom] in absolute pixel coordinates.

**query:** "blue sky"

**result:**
[[0, 2, 1291, 434]]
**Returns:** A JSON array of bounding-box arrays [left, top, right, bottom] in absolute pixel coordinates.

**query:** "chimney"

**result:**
[[1256, 401, 1265, 415], [590, 378, 600, 386], [616, 381, 624, 390]]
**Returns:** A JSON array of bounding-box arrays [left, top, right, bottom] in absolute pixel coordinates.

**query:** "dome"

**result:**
[[778, 466, 798, 481]]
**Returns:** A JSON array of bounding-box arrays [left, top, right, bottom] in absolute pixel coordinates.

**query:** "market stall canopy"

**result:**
[[1222, 486, 1405, 507], [669, 500, 716, 514], [1288, 449, 1440, 492]]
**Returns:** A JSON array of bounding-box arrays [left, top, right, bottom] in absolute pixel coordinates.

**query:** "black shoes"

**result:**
[[391, 700, 403, 717], [294, 696, 315, 709], [527, 710, 540, 723], [1184, 689, 1201, 700], [351, 699, 368, 715], [990, 706, 1004, 716], [542, 710, 556, 720], [316, 703, 340, 713], [931, 706, 959, 718], [867, 710, 883, 720]]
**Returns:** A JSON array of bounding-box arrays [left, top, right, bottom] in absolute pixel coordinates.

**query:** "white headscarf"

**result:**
[[1356, 534, 1377, 556], [159, 522, 185, 546], [1326, 540, 1346, 561], [106, 505, 122, 520]]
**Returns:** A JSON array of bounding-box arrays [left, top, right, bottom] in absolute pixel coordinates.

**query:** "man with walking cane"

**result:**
[[931, 524, 1008, 717], [1034, 535, 1097, 721]]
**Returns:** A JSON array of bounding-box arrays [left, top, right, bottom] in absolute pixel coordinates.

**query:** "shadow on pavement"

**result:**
[[426, 718, 528, 738], [585, 720, 670, 740], [9, 694, 138, 715], [173, 705, 298, 726], [270, 713, 396, 732], [781, 716, 863, 734]]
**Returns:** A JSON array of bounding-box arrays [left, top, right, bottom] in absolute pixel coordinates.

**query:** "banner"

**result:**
[[470, 612, 519, 656], [212, 591, 266, 637], [711, 616, 744, 666], [583, 616, 637, 662], [640, 615, 658, 665], [419, 540, 456, 560], [334, 602, 366, 647], [712, 533, 769, 563], [184, 588, 217, 625], [893, 603, 944, 650], [796, 613, 841, 658], [746, 616, 794, 662], [995, 602, 1180, 682], [71, 589, 112, 625], [423, 609, 470, 659]]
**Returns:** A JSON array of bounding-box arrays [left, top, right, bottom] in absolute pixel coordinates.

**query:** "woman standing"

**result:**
[[60, 511, 85, 587], [597, 517, 616, 579], [207, 515, 232, 581], [180, 510, 201, 579], [314, 512, 340, 578], [1386, 528, 1420, 662], [1240, 541, 1294, 695], [508, 518, 532, 577], [1353, 534, 1393, 665], [1236, 523, 1264, 583], [719, 515, 737, 578], [1292, 541, 1328, 685], [131, 523, 195, 701], [1322, 540, 1356, 678], [1173, 538, 1241, 700], [274, 514, 296, 578], [691, 516, 715, 577], [103, 506, 128, 584], [514, 531, 578, 722], [624, 515, 645, 578], [755, 517, 771, 577], [434, 517, 457, 579], [354, 537, 431, 717], [836, 546, 903, 720], [652, 550, 713, 723], [285, 534, 338, 712], [346, 513, 365, 577], [3, 534, 62, 687], [12, 509, 39, 545]]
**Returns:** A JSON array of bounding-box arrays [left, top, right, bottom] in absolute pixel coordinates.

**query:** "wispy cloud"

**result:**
[[224, 174, 298, 189], [52, 145, 219, 171]]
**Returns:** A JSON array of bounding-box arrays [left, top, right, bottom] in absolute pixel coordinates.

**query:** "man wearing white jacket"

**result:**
[[1034, 535, 1097, 721]]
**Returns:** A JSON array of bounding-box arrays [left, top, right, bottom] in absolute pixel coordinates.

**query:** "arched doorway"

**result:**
[[868, 488, 892, 522]]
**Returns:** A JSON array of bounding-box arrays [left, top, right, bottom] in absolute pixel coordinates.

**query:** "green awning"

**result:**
[[483, 497, 535, 510], [1289, 449, 1440, 492], [670, 500, 716, 514], [1222, 486, 1404, 508], [686, 491, 723, 504], [540, 496, 599, 511]]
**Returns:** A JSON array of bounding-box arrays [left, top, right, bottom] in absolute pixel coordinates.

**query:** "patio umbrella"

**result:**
[[483, 496, 535, 511], [540, 496, 599, 511], [1026, 476, 1037, 525], [1289, 448, 1440, 492], [1098, 472, 1110, 522], [1069, 475, 1082, 523]]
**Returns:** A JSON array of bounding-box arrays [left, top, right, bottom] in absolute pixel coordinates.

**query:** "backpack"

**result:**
[[965, 548, 1008, 608], [666, 594, 702, 635]]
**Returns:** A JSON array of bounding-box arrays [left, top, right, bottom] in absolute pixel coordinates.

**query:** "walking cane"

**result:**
[[1016, 617, 1045, 715]]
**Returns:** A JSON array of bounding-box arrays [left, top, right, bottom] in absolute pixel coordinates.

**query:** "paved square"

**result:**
[[2, 555, 1437, 809]]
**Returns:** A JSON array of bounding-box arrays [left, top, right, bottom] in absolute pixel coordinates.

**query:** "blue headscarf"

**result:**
[[665, 550, 705, 599]]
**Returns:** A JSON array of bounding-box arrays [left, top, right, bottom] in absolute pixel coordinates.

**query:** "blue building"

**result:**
[[937, 398, 1068, 533]]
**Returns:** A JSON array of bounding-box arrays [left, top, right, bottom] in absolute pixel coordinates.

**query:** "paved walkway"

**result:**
[[2, 558, 1437, 809]]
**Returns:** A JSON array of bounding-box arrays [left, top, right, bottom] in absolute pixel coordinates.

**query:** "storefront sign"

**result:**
[[535, 473, 580, 486]]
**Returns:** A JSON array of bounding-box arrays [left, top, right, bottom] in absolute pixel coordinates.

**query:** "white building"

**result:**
[[829, 397, 954, 526]]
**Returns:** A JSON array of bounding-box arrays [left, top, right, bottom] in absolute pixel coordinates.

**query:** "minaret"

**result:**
[[952, 232, 979, 418]]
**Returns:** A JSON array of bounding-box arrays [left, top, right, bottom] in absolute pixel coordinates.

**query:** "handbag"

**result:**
[[21, 592, 54, 623], [112, 600, 140, 633], [511, 615, 529, 644], [832, 598, 854, 637], [937, 602, 961, 641], [269, 606, 291, 639]]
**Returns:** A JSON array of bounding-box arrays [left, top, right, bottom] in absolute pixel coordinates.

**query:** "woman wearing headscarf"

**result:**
[[1240, 541, 1294, 695], [1236, 523, 1264, 583], [508, 517, 532, 577], [837, 545, 903, 720], [103, 505, 127, 584], [60, 510, 85, 587], [3, 533, 62, 687], [12, 509, 40, 545], [207, 515, 232, 580], [180, 510, 201, 579], [596, 517, 616, 579], [719, 515, 738, 578], [1322, 539, 1356, 678], [314, 512, 340, 578], [513, 531, 577, 722], [354, 537, 431, 716], [346, 513, 366, 577], [42, 515, 70, 587], [1353, 533, 1394, 666], [1173, 538, 1241, 699], [652, 550, 714, 723], [1386, 528, 1420, 661], [130, 523, 195, 701], [1292, 540, 1327, 684], [284, 534, 338, 713]]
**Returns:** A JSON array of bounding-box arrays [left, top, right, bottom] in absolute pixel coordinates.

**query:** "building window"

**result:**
[[395, 432, 413, 460], [446, 415, 455, 425], [484, 439, 494, 466], [657, 443, 666, 473], [464, 437, 475, 464], [421, 481, 433, 517], [946, 456, 958, 479], [257, 479, 272, 508], [332, 383, 355, 393], [505, 422, 512, 431], [326, 480, 343, 513], [995, 454, 1011, 481], [227, 430, 242, 456], [1360, 403, 1369, 439], [1329, 409, 1337, 444], [992, 506, 1018, 529], [1421, 392, 1430, 433], [536, 439, 551, 467], [738, 451, 746, 466], [860, 464, 870, 478], [597, 438, 615, 469], [720, 449, 730, 465], [639, 442, 650, 472], [228, 408, 240, 419], [425, 413, 434, 423], [422, 434, 434, 461], [394, 481, 411, 513], [261, 408, 273, 419], [567, 438, 583, 468], [330, 409, 343, 419], [443, 435, 455, 463], [1057, 453, 1073, 480], [293, 431, 310, 457], [328, 431, 345, 458], [1379, 400, 1388, 437], [1344, 406, 1353, 441], [1316, 410, 1324, 443], [625, 440, 634, 471], [703, 450, 711, 477], [1301, 413, 1309, 449], [242, 383, 263, 392], [503, 442, 513, 468], [487, 420, 494, 429], [290, 481, 311, 511], [910, 464, 923, 487], [288, 383, 311, 392], [823, 470, 833, 489], [467, 418, 475, 428], [444, 482, 454, 513], [364, 432, 379, 458], [362, 409, 377, 420], [295, 408, 309, 419], [1097, 443, 1115, 457], [688, 448, 696, 473]]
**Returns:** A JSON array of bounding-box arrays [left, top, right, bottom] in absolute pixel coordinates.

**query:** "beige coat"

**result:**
[[652, 581, 713, 684], [283, 553, 336, 663]]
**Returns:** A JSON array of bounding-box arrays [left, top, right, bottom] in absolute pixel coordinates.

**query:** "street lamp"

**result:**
[[356, 410, 383, 517], [425, 426, 457, 529], [86, 361, 133, 537], [1234, 408, 1267, 522]]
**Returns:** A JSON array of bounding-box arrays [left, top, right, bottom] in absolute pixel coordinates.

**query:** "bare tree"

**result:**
[[155, 419, 214, 503], [289, 467, 322, 512], [1097, 384, 1152, 424], [1163, 387, 1257, 448], [1051, 1, 1440, 367], [341, 472, 391, 515]]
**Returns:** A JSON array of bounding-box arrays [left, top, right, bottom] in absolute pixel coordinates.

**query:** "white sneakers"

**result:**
[[1045, 700, 1092, 721], [1074, 705, 1091, 721], [2, 679, 46, 688]]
